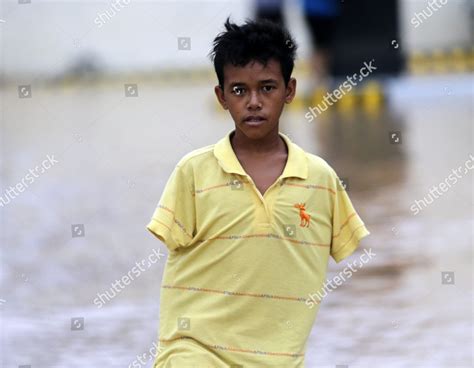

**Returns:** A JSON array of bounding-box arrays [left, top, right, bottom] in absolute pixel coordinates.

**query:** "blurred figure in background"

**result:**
[[301, 0, 341, 88], [255, 0, 285, 26]]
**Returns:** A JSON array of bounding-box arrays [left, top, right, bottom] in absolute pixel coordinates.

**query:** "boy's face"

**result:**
[[214, 59, 296, 141]]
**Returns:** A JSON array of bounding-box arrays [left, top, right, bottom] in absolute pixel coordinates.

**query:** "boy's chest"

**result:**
[[237, 154, 288, 196], [193, 164, 334, 251]]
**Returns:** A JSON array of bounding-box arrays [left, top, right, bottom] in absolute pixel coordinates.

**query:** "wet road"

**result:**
[[1, 73, 473, 367]]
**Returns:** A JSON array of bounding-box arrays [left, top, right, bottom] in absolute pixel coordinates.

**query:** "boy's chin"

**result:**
[[235, 122, 277, 139]]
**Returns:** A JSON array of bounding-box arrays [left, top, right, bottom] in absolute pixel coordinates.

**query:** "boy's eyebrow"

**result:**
[[259, 79, 279, 84], [228, 79, 279, 87]]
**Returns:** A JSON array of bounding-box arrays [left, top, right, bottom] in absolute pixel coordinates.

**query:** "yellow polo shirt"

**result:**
[[147, 129, 370, 368]]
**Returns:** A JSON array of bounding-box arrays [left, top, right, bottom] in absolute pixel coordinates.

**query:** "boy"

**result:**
[[147, 17, 370, 368]]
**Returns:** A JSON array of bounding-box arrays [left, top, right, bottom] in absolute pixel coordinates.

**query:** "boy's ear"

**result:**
[[214, 85, 228, 110], [284, 77, 297, 104]]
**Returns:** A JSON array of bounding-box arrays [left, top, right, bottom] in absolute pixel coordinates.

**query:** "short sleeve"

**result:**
[[330, 170, 370, 263], [146, 163, 196, 252]]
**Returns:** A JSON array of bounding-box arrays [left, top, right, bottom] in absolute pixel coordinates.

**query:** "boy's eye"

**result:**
[[232, 86, 245, 95], [262, 85, 275, 92]]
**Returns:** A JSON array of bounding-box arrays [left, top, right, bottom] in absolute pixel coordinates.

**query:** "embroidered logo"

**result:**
[[294, 203, 311, 227]]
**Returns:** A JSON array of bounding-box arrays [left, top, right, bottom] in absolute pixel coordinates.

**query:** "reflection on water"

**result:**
[[300, 93, 472, 367], [315, 107, 409, 191], [1, 75, 472, 367]]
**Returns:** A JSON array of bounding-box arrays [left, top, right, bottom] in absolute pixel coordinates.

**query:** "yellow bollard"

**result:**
[[431, 49, 448, 74], [409, 51, 429, 75], [361, 81, 383, 113], [470, 46, 474, 72], [450, 48, 468, 73], [337, 91, 357, 112], [309, 86, 327, 110]]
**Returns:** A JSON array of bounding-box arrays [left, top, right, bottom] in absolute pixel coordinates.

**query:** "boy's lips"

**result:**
[[243, 115, 267, 126]]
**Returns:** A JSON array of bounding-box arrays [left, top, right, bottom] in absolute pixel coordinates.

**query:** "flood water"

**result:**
[[1, 73, 473, 367]]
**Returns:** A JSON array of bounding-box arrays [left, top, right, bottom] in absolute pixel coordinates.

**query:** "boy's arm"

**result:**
[[329, 169, 370, 263], [146, 163, 196, 252]]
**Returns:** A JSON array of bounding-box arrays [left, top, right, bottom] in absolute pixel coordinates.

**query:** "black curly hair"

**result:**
[[209, 17, 298, 89]]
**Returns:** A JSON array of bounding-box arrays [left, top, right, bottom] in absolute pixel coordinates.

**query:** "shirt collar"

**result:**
[[213, 129, 308, 180]]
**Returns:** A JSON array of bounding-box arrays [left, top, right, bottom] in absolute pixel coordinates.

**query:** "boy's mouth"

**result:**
[[243, 115, 267, 126]]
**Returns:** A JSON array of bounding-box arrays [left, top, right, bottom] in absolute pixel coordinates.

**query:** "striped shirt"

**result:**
[[147, 129, 370, 367]]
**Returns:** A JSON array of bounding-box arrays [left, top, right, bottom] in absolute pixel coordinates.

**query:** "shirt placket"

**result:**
[[245, 175, 283, 227]]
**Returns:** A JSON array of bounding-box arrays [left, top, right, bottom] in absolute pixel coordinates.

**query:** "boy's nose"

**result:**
[[247, 91, 262, 110]]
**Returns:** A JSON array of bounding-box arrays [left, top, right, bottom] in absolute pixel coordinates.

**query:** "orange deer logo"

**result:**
[[294, 203, 311, 227]]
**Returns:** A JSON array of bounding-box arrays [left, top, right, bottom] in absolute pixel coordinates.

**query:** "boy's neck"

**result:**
[[230, 127, 287, 156]]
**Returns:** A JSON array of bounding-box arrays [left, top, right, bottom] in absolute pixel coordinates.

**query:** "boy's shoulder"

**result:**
[[304, 151, 333, 172], [174, 143, 216, 170]]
